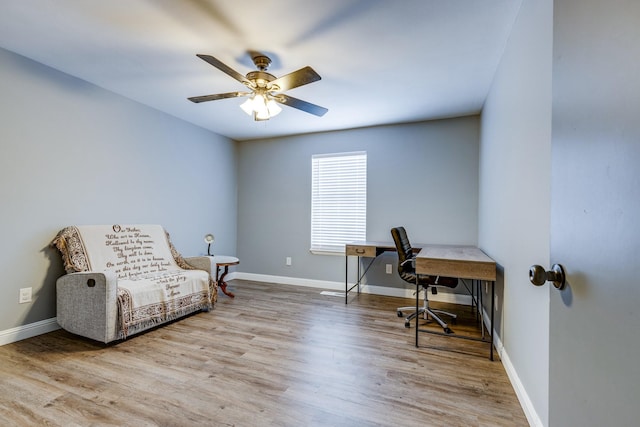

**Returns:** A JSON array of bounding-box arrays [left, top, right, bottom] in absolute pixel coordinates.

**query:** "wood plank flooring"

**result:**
[[0, 280, 528, 426]]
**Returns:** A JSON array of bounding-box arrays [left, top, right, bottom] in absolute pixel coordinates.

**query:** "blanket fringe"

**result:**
[[117, 301, 212, 340]]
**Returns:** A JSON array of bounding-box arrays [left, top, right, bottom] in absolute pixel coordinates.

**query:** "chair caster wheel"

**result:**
[[444, 327, 454, 334], [451, 318, 457, 325], [404, 321, 411, 328], [397, 311, 403, 317]]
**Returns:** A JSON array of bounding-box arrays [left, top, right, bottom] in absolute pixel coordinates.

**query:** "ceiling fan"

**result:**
[[188, 52, 328, 121]]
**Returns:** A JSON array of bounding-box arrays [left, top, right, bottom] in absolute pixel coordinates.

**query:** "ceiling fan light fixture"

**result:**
[[254, 109, 270, 121], [240, 97, 255, 116], [267, 98, 282, 117], [240, 93, 282, 121]]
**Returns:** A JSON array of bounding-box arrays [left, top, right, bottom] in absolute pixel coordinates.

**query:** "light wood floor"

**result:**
[[0, 280, 528, 426]]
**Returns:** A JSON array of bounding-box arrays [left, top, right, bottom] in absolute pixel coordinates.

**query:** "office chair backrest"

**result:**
[[391, 226, 414, 274], [391, 226, 459, 288]]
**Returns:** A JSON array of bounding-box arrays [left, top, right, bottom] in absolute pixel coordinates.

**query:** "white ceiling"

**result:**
[[0, 0, 522, 141]]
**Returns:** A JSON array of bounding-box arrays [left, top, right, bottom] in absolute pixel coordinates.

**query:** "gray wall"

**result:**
[[550, 0, 640, 425], [479, 0, 552, 425], [0, 47, 237, 334], [237, 117, 479, 288]]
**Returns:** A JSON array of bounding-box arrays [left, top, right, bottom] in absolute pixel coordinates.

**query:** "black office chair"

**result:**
[[391, 226, 459, 333]]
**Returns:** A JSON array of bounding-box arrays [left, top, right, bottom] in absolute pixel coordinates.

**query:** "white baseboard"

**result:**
[[479, 306, 541, 427], [0, 318, 60, 346], [231, 272, 473, 305], [231, 272, 343, 291], [499, 342, 543, 427]]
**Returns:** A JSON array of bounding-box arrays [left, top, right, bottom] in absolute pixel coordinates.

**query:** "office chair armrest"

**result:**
[[400, 257, 415, 267]]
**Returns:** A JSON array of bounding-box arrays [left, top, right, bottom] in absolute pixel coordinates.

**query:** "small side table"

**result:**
[[209, 255, 239, 298]]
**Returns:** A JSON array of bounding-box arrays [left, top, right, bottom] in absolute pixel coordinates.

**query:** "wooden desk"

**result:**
[[344, 241, 397, 304], [344, 241, 442, 302], [345, 241, 497, 360], [415, 245, 496, 360]]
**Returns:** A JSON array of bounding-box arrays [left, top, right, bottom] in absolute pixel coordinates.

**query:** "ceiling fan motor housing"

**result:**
[[251, 54, 271, 71], [246, 71, 277, 89]]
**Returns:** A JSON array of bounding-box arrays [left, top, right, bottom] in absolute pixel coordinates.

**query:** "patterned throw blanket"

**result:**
[[52, 224, 213, 338]]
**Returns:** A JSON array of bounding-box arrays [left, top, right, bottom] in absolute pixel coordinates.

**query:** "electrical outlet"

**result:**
[[286, 257, 292, 266], [385, 264, 393, 274], [19, 287, 32, 304]]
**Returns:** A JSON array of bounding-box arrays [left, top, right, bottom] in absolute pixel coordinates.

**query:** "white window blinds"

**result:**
[[311, 151, 367, 254]]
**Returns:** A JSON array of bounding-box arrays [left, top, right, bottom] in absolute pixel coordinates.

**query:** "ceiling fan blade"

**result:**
[[196, 54, 252, 87], [188, 91, 249, 103], [276, 94, 328, 117], [270, 66, 321, 92]]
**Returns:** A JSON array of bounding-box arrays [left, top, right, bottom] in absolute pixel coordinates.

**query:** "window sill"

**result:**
[[309, 250, 344, 256]]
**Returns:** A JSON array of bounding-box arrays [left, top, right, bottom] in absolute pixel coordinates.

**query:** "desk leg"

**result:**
[[478, 280, 482, 324], [345, 254, 367, 304], [474, 280, 480, 322], [357, 256, 361, 294], [490, 280, 495, 361], [471, 279, 480, 323], [479, 280, 485, 340], [345, 254, 348, 305], [415, 278, 419, 347]]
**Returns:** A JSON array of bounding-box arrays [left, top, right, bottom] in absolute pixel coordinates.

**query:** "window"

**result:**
[[311, 151, 367, 254]]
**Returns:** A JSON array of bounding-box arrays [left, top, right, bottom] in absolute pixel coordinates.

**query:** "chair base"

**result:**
[[397, 305, 457, 333]]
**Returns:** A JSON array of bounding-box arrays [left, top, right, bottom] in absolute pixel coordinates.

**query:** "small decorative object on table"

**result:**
[[204, 233, 215, 256]]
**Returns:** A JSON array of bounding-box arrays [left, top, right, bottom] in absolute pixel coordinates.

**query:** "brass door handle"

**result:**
[[529, 264, 566, 290]]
